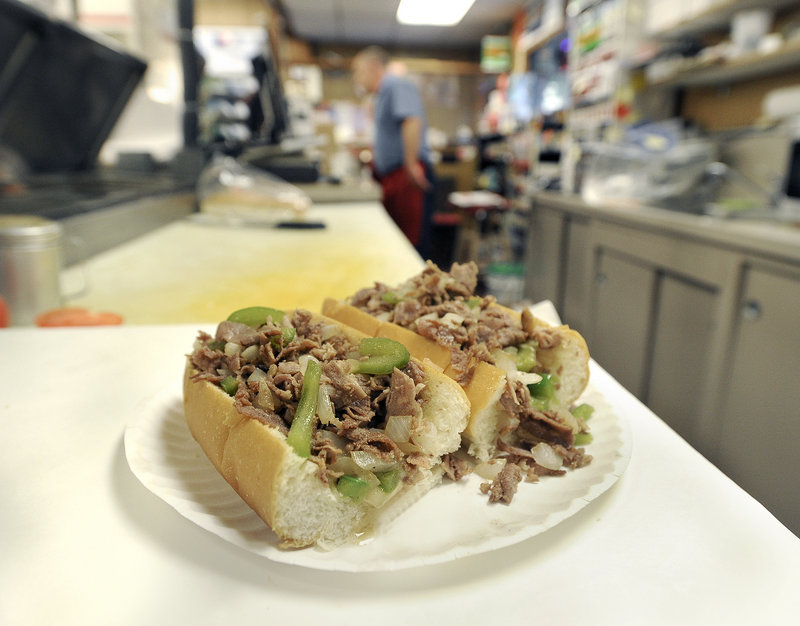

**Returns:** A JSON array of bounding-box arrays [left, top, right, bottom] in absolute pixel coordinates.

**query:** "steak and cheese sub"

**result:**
[[322, 262, 594, 504], [184, 306, 470, 548]]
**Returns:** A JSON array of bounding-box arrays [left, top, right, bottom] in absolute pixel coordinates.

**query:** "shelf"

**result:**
[[652, 0, 800, 40], [648, 38, 800, 88]]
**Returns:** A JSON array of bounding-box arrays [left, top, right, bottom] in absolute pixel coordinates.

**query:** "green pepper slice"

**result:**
[[528, 373, 557, 401], [351, 337, 410, 375], [572, 403, 594, 421], [380, 291, 403, 305], [281, 326, 296, 344], [270, 326, 297, 352], [374, 468, 401, 493], [515, 342, 537, 373], [336, 475, 370, 502], [574, 432, 594, 446], [220, 375, 238, 396], [227, 306, 285, 328], [286, 359, 321, 458]]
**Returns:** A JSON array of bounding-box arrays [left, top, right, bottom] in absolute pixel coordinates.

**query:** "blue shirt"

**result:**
[[372, 74, 429, 176]]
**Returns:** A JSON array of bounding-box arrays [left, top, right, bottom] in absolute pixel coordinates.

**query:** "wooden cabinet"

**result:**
[[524, 193, 800, 535]]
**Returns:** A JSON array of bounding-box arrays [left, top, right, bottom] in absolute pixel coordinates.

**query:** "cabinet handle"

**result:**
[[595, 273, 608, 286], [741, 299, 763, 322]]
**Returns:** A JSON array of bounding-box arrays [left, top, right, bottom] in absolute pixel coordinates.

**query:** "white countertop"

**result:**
[[2, 324, 799, 625]]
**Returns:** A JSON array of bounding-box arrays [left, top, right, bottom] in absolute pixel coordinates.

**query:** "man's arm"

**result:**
[[401, 116, 430, 190]]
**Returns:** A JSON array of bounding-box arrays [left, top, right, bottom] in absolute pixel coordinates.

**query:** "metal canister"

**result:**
[[0, 215, 64, 326]]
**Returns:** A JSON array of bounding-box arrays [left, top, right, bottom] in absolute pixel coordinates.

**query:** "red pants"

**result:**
[[377, 165, 424, 247]]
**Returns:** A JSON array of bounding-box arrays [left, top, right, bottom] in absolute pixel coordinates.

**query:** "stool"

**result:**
[[446, 190, 512, 271]]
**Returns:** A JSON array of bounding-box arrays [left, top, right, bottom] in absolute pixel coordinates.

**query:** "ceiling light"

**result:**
[[396, 0, 476, 26]]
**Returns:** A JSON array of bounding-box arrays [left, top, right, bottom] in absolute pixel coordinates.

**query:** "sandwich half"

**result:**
[[184, 307, 470, 547]]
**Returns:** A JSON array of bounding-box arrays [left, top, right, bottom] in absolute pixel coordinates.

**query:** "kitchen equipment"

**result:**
[[0, 215, 85, 325]]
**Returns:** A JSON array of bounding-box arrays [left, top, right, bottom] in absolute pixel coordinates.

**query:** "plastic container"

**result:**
[[580, 139, 716, 210]]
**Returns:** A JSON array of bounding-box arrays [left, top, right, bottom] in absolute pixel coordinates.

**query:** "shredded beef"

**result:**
[[234, 402, 288, 433], [517, 411, 575, 448], [442, 453, 472, 481], [482, 463, 523, 504], [392, 300, 424, 326], [552, 444, 592, 469], [386, 368, 422, 421], [449, 262, 478, 293], [402, 359, 426, 385], [323, 360, 367, 406], [532, 327, 562, 350], [498, 381, 575, 448], [344, 427, 403, 462]]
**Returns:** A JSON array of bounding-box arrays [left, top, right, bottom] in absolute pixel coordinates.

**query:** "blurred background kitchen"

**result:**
[[1, 0, 799, 535]]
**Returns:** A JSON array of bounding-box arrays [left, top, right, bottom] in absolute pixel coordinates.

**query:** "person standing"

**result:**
[[352, 46, 433, 254]]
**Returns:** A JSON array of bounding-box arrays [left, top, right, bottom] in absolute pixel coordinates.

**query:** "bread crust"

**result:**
[[183, 310, 470, 547], [184, 361, 369, 547]]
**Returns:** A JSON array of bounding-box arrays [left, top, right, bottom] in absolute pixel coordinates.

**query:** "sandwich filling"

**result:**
[[347, 261, 593, 504], [189, 308, 435, 506]]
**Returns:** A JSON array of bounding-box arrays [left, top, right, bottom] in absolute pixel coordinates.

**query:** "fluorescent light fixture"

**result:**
[[396, 0, 476, 26]]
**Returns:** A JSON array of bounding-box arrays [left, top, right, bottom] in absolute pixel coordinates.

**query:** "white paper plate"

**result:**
[[125, 381, 631, 572]]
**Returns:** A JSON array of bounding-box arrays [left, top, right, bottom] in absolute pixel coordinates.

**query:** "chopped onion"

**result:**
[[397, 441, 423, 455], [317, 384, 335, 425], [531, 442, 563, 471], [508, 370, 542, 386], [491, 349, 517, 374], [385, 415, 412, 443], [255, 381, 275, 411], [474, 458, 506, 480], [248, 368, 267, 384], [224, 342, 241, 357], [317, 429, 347, 450], [350, 450, 397, 473], [240, 344, 259, 362], [330, 456, 361, 477], [330, 456, 380, 487], [440, 312, 465, 328], [321, 324, 340, 341], [363, 484, 393, 508]]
